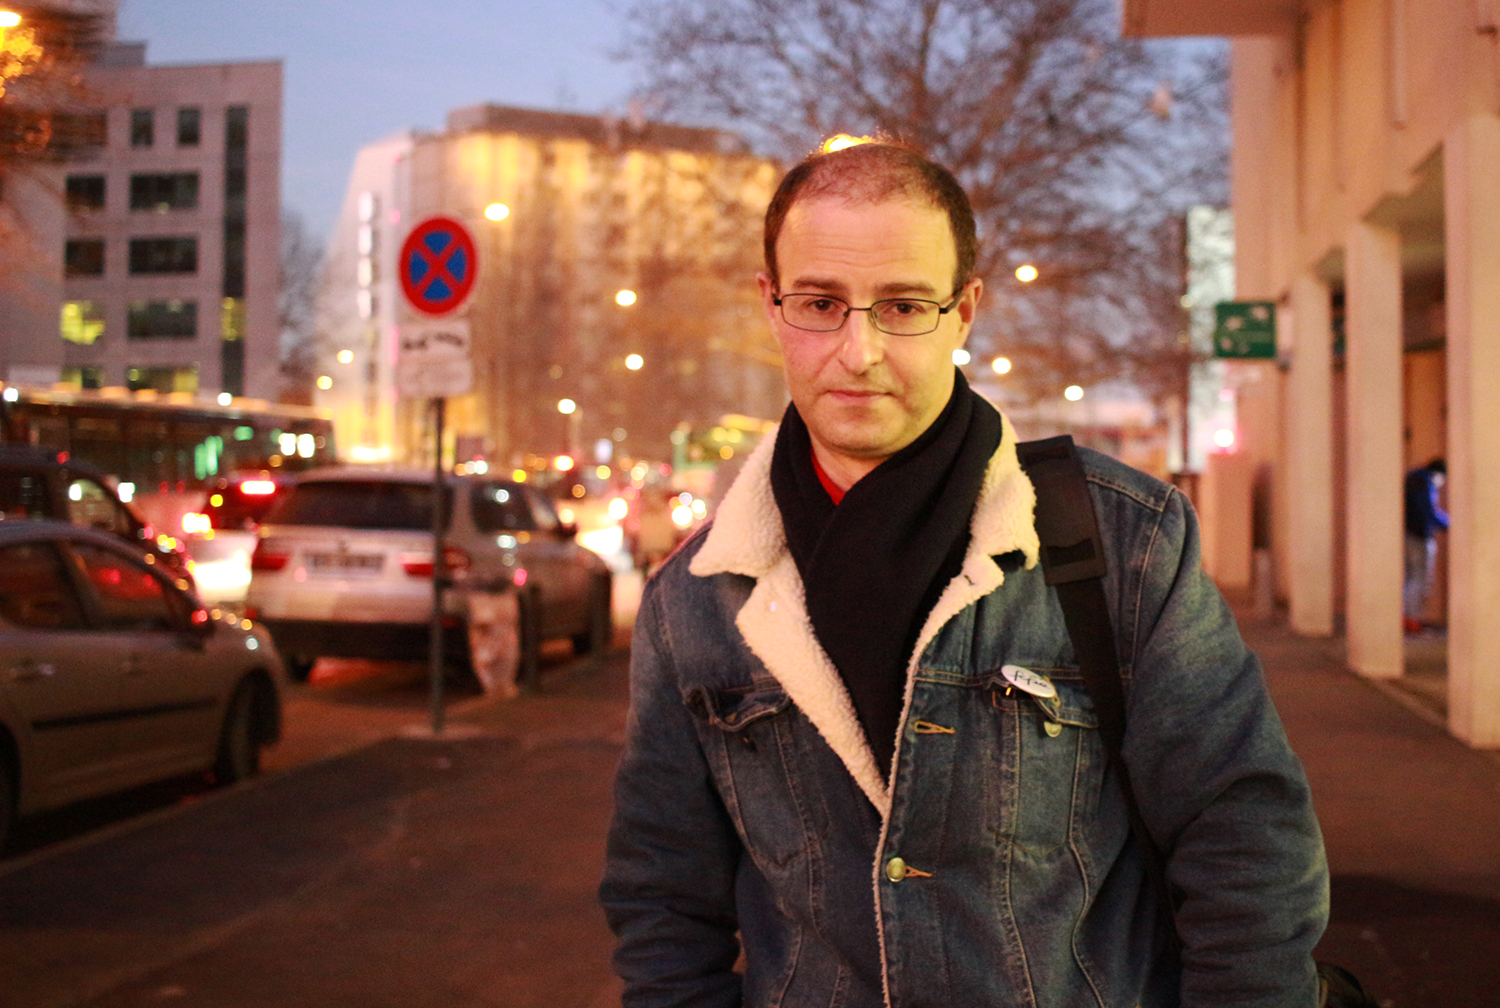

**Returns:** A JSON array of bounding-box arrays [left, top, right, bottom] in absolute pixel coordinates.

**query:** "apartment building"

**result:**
[[1127, 0, 1500, 747], [318, 104, 784, 468], [56, 41, 281, 398]]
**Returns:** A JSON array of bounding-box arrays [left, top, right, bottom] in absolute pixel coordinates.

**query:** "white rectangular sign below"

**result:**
[[397, 320, 473, 399]]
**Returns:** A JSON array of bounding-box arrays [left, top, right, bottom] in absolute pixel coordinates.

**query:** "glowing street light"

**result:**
[[316, 375, 333, 390], [1064, 385, 1084, 401], [952, 348, 971, 366], [484, 202, 510, 221], [615, 289, 637, 307], [1015, 264, 1038, 283], [336, 349, 354, 363], [0, 11, 21, 28], [625, 353, 644, 371], [1213, 428, 1236, 449], [991, 356, 1012, 375], [557, 398, 577, 415]]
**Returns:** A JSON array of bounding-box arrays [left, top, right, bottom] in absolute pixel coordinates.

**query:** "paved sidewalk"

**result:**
[[1235, 600, 1500, 1008]]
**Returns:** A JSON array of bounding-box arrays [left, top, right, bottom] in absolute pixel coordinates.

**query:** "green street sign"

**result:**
[[1214, 301, 1277, 359]]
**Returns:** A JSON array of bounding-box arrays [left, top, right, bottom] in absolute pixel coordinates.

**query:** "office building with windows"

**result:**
[[56, 41, 281, 399]]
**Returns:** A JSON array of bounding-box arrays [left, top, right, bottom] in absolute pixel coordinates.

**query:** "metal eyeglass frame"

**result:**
[[771, 290, 964, 336]]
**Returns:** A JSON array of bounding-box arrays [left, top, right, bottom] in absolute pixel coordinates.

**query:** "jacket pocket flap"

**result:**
[[682, 682, 792, 731]]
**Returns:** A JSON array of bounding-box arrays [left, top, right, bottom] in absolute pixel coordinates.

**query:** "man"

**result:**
[[601, 142, 1328, 1007], [1402, 458, 1448, 633]]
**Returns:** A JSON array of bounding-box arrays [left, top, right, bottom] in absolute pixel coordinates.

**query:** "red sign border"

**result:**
[[399, 216, 478, 316]]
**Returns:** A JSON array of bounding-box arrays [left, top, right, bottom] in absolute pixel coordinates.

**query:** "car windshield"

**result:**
[[268, 481, 450, 530]]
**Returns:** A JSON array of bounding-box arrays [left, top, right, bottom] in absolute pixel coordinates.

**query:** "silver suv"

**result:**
[[244, 469, 612, 681]]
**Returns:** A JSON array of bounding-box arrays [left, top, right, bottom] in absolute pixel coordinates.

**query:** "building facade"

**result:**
[[1127, 0, 1500, 747], [53, 41, 282, 399], [317, 104, 785, 472]]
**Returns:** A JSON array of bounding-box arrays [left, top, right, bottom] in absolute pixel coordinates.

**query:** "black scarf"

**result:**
[[770, 370, 1003, 775]]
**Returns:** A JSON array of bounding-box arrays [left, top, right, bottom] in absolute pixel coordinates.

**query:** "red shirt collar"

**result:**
[[811, 448, 846, 505]]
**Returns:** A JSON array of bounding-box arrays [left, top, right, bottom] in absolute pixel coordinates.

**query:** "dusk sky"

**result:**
[[117, 0, 639, 241]]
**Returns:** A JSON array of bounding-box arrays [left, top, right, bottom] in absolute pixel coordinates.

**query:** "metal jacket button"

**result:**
[[1044, 721, 1062, 737], [885, 857, 907, 882]]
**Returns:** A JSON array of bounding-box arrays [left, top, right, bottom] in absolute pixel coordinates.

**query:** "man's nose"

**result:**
[[837, 309, 884, 372]]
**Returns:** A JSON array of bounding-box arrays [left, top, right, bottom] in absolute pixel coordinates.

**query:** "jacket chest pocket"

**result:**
[[683, 683, 832, 870], [981, 671, 1103, 859]]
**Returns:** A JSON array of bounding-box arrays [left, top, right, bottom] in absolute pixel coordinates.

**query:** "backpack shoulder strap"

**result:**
[[1014, 435, 1126, 761]]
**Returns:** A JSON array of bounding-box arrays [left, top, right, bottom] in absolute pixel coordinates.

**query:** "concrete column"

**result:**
[[1443, 115, 1500, 747], [1343, 220, 1404, 678], [1285, 274, 1335, 636]]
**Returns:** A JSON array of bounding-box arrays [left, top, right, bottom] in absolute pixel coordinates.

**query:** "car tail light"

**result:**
[[402, 546, 471, 578], [240, 479, 277, 496], [250, 542, 290, 571]]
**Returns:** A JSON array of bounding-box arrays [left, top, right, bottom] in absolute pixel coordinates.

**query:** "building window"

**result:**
[[60, 366, 106, 390], [127, 366, 198, 394], [129, 173, 199, 212], [128, 299, 197, 339], [54, 112, 107, 152], [65, 175, 106, 212], [176, 106, 201, 147], [222, 105, 250, 397], [128, 237, 197, 274], [60, 301, 105, 344], [64, 239, 105, 276], [130, 109, 154, 147]]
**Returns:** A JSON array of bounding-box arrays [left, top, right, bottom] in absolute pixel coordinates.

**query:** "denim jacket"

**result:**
[[601, 418, 1328, 1008]]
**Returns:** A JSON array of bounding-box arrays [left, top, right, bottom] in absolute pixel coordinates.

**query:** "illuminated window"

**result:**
[[126, 366, 198, 394], [60, 301, 104, 344]]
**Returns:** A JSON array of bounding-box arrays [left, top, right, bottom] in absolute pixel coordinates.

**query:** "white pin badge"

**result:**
[[1000, 665, 1058, 699]]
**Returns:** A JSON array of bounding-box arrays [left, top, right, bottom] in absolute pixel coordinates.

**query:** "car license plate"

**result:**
[[307, 552, 385, 574]]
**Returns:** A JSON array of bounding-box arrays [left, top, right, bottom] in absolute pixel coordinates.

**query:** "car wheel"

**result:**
[[572, 570, 613, 657], [214, 680, 263, 785]]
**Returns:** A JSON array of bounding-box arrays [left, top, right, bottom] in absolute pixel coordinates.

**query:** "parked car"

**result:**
[[244, 469, 613, 682], [0, 521, 285, 851], [0, 444, 192, 581]]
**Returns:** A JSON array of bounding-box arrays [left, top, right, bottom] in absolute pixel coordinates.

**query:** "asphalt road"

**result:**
[[0, 640, 630, 1008]]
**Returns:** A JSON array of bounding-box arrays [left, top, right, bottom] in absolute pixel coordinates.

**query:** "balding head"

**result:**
[[763, 143, 977, 295]]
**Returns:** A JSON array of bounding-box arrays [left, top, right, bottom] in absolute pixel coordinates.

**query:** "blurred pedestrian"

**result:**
[[1403, 457, 1448, 633]]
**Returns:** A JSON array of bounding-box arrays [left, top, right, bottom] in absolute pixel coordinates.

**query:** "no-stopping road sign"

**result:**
[[400, 216, 478, 316]]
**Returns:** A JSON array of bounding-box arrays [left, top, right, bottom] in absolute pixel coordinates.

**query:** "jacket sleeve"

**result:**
[[1120, 486, 1328, 1008], [599, 582, 745, 1008]]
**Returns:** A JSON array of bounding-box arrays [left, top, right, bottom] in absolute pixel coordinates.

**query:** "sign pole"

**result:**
[[428, 395, 447, 735]]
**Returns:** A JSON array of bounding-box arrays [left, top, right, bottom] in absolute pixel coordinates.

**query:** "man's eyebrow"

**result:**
[[784, 278, 941, 297]]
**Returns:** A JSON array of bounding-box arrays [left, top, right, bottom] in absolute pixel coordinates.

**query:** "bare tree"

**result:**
[[620, 0, 1226, 402], [0, 3, 107, 273], [277, 209, 326, 404]]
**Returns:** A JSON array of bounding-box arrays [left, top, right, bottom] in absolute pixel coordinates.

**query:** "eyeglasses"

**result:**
[[772, 291, 963, 336]]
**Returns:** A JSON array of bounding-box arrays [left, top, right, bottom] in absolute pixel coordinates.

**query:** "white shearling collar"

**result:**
[[689, 414, 1040, 815]]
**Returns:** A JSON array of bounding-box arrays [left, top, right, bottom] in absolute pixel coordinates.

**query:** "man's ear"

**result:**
[[757, 272, 780, 325]]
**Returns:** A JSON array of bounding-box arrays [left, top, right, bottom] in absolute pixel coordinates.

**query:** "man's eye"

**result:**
[[806, 298, 841, 313], [884, 300, 925, 316]]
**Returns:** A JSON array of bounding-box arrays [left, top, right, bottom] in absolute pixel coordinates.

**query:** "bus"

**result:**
[[0, 384, 336, 539]]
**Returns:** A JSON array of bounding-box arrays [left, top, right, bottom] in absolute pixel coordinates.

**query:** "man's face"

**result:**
[[759, 196, 981, 480]]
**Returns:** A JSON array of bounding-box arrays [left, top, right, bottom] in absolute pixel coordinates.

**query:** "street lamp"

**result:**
[[952, 348, 971, 366], [484, 202, 509, 221], [615, 289, 637, 307], [1015, 264, 1038, 283], [1064, 385, 1084, 401], [991, 356, 1012, 375], [0, 11, 21, 28], [625, 353, 643, 371]]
